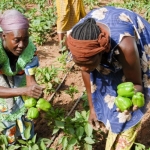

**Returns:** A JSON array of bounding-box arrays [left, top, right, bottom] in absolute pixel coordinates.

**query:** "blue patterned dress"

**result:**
[[75, 6, 150, 134]]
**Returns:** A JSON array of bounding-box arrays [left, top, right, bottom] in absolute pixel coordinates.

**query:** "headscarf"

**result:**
[[0, 9, 29, 33], [67, 24, 110, 62]]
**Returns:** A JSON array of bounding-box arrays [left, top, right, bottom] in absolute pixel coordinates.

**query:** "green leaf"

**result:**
[[0, 135, 7, 146], [134, 142, 145, 149], [66, 144, 73, 150], [21, 146, 29, 150], [8, 145, 20, 150], [81, 111, 87, 120], [81, 94, 88, 101], [84, 137, 95, 145], [29, 145, 32, 150], [40, 140, 46, 150], [84, 123, 93, 137], [52, 128, 59, 135], [1, 135, 8, 146], [58, 137, 63, 145], [41, 138, 52, 145], [84, 143, 92, 150], [0, 122, 6, 131], [75, 111, 81, 119], [68, 137, 77, 146], [32, 144, 39, 150], [31, 134, 37, 143], [55, 120, 64, 129], [46, 73, 50, 81], [67, 127, 75, 135], [48, 82, 52, 89], [0, 144, 6, 150], [17, 139, 27, 145], [28, 140, 33, 144], [62, 137, 68, 150], [54, 77, 59, 83], [76, 126, 84, 140], [24, 125, 31, 140]]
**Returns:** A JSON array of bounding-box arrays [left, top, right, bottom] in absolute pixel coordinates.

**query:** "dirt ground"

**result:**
[[34, 1, 150, 150]]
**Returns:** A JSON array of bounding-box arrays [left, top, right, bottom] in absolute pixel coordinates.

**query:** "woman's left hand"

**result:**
[[116, 105, 139, 114]]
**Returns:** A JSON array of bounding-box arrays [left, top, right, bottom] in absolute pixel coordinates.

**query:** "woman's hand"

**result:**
[[89, 107, 100, 130], [118, 37, 143, 91], [24, 84, 43, 99], [81, 70, 100, 130], [24, 75, 44, 98], [116, 105, 139, 114]]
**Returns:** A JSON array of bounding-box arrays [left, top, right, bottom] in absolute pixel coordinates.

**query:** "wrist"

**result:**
[[16, 87, 27, 96], [89, 104, 95, 110]]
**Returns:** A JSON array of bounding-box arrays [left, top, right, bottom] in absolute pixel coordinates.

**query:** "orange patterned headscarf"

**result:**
[[67, 24, 110, 61]]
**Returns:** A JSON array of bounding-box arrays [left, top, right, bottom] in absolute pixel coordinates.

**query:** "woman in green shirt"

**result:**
[[0, 9, 43, 145]]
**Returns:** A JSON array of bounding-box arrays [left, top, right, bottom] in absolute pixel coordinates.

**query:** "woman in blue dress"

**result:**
[[67, 6, 150, 149]]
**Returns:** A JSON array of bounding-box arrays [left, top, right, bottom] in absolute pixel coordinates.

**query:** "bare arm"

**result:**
[[26, 74, 37, 86], [81, 70, 99, 129], [81, 71, 93, 110], [0, 75, 43, 99], [118, 36, 143, 92]]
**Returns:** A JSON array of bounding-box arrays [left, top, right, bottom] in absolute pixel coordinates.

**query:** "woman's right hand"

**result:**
[[24, 84, 43, 99], [81, 70, 100, 130], [89, 108, 100, 130]]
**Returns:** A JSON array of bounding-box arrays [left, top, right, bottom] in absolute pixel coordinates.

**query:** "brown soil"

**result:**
[[33, 1, 150, 150]]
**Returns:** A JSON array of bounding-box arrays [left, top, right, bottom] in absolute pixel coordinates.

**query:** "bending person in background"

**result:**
[[67, 6, 150, 150], [56, 0, 86, 52], [0, 9, 43, 145]]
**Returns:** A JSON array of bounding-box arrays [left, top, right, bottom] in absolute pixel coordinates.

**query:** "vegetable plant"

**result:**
[[65, 85, 79, 100], [83, 0, 100, 10], [35, 66, 62, 96], [45, 107, 65, 131], [57, 51, 69, 66], [0, 123, 8, 150], [28, 6, 56, 45], [53, 111, 95, 150], [134, 142, 150, 150], [8, 134, 52, 150], [81, 92, 89, 111]]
